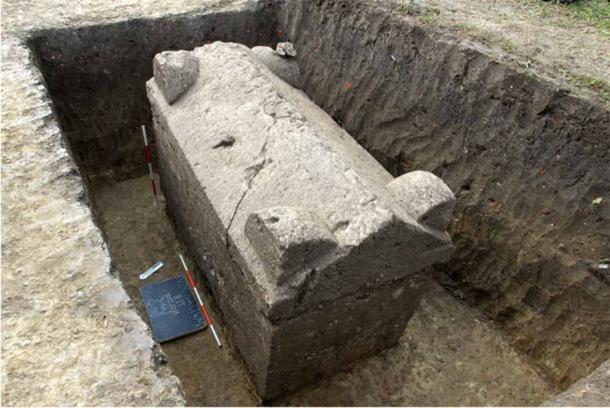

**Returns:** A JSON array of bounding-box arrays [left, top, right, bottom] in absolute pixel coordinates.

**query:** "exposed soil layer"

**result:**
[[92, 176, 555, 406], [278, 0, 610, 388]]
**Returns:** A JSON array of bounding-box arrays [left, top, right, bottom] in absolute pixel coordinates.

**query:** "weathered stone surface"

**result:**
[[153, 50, 199, 104], [245, 206, 339, 285], [387, 170, 455, 231], [147, 41, 454, 399], [251, 45, 303, 89]]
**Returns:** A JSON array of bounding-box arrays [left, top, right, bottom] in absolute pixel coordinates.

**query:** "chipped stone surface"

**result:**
[[154, 51, 199, 104], [147, 42, 455, 398], [245, 206, 339, 284]]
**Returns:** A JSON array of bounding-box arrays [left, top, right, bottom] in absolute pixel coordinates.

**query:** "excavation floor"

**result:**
[[92, 176, 556, 406]]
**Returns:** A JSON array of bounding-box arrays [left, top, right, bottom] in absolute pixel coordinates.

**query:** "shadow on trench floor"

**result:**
[[91, 175, 557, 406]]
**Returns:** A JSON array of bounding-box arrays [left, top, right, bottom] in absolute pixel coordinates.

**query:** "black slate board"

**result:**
[[140, 275, 206, 342]]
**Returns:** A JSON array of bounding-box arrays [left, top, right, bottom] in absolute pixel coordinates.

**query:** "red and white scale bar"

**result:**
[[179, 254, 223, 348], [141, 125, 158, 196]]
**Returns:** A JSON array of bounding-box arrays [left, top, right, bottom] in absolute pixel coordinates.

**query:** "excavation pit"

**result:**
[[23, 0, 609, 405]]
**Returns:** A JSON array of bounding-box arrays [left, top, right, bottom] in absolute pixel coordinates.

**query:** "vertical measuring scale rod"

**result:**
[[179, 254, 223, 348], [141, 125, 158, 198]]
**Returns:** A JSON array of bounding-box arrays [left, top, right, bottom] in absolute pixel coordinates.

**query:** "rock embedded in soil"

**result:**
[[147, 41, 456, 399], [275, 41, 297, 57]]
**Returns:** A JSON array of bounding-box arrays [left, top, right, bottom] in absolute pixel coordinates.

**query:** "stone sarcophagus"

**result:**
[[147, 42, 455, 399]]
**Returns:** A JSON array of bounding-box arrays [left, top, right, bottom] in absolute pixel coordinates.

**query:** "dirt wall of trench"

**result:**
[[277, 0, 610, 388]]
